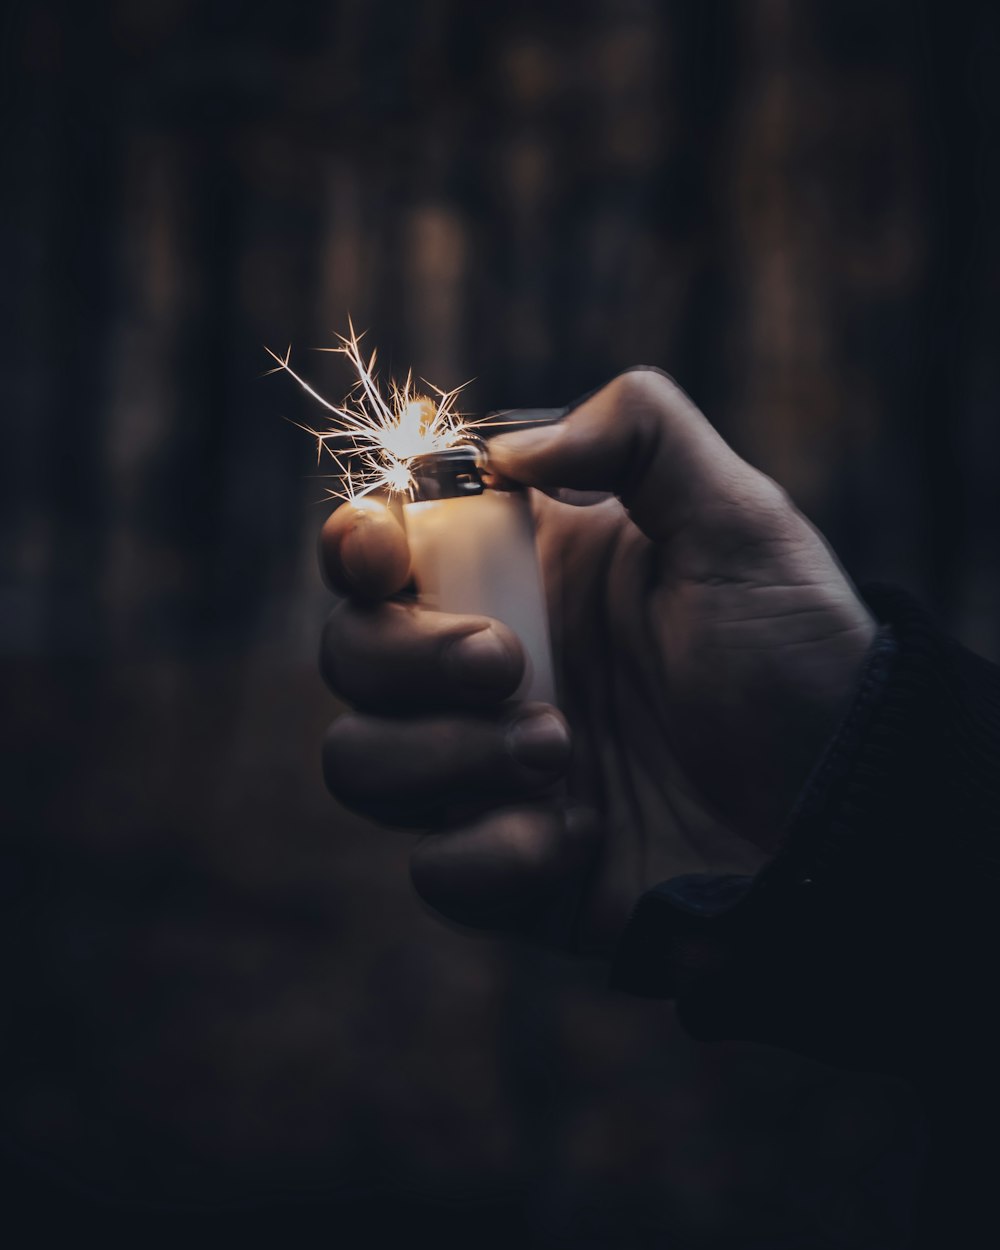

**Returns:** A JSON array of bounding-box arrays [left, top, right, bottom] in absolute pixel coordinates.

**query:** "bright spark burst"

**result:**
[[265, 321, 480, 502]]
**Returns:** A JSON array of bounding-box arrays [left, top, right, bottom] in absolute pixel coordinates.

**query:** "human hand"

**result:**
[[318, 369, 875, 954]]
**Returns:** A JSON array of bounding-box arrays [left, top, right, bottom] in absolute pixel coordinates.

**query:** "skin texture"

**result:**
[[318, 369, 876, 954]]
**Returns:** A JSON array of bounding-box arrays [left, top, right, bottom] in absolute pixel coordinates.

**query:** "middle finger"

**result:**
[[321, 599, 525, 712], [322, 702, 571, 826]]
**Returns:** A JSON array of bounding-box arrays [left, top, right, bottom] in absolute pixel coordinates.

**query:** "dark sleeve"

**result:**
[[610, 585, 1000, 1078]]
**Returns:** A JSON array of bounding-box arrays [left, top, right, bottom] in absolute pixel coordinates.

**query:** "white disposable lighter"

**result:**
[[403, 444, 556, 705], [267, 328, 560, 704]]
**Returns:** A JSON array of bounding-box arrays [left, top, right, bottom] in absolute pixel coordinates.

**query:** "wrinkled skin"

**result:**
[[318, 370, 875, 954]]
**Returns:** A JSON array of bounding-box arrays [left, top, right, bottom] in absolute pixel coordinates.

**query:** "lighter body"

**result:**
[[403, 469, 556, 706]]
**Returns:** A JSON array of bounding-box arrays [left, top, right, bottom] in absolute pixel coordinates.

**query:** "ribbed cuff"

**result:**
[[610, 874, 754, 999]]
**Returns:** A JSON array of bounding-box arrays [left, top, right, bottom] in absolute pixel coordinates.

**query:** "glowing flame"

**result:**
[[265, 321, 479, 502]]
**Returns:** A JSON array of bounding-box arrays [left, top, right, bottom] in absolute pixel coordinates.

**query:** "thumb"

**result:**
[[486, 367, 753, 544]]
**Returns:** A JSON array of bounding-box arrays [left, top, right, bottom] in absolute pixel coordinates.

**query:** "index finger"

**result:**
[[318, 499, 412, 602]]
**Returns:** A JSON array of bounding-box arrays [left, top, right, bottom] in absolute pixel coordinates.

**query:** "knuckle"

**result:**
[[756, 473, 793, 513], [321, 713, 370, 804], [318, 606, 346, 693], [743, 472, 797, 530], [611, 366, 679, 416], [319, 603, 371, 700]]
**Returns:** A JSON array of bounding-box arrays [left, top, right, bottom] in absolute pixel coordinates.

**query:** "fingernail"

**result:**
[[506, 710, 571, 771], [445, 628, 515, 689]]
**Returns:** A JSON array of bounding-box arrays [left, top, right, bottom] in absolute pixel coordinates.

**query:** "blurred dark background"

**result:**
[[2, 0, 998, 1245]]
